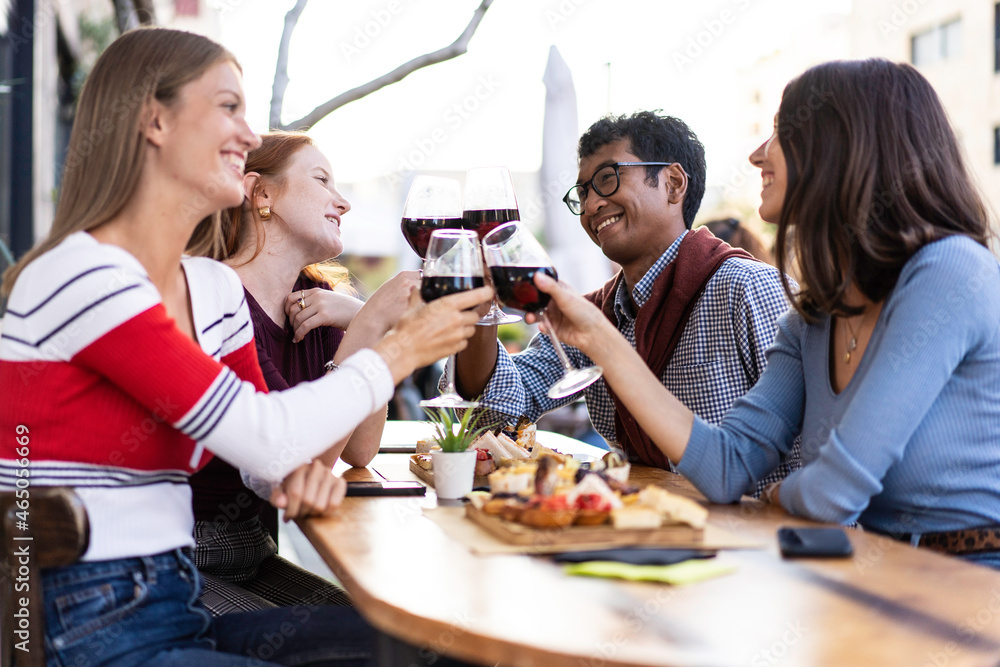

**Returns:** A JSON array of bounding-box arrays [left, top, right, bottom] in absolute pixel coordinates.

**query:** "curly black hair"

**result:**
[[578, 111, 706, 228]]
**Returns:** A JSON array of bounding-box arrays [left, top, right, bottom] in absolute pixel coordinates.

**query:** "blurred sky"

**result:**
[[216, 0, 852, 189]]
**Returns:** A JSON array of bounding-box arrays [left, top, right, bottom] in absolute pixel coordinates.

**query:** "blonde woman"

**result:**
[[0, 28, 489, 665]]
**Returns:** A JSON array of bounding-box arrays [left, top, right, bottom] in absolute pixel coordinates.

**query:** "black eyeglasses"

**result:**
[[562, 162, 682, 215]]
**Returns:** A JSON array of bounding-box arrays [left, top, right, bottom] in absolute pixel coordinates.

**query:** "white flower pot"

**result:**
[[431, 449, 477, 500]]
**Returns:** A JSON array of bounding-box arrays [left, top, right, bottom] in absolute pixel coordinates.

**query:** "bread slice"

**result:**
[[410, 453, 433, 470], [611, 505, 663, 530], [496, 432, 530, 459], [473, 432, 509, 463], [638, 486, 708, 529]]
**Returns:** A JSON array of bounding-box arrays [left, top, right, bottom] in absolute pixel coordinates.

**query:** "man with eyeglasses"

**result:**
[[453, 111, 798, 493]]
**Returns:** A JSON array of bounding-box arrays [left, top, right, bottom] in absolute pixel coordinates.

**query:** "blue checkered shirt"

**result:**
[[465, 231, 801, 492]]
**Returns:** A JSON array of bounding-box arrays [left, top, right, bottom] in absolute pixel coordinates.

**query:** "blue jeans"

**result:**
[[41, 548, 374, 666]]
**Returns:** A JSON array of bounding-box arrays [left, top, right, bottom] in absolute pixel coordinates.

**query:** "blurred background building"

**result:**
[[3, 0, 999, 294], [851, 0, 1000, 233]]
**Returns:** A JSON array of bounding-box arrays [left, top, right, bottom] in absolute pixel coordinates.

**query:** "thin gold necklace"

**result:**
[[842, 308, 874, 364]]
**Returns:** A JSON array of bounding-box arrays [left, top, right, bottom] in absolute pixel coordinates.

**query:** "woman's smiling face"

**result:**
[[269, 144, 351, 262], [749, 117, 788, 224]]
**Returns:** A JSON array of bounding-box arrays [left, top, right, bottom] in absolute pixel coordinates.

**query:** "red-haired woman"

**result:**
[[188, 131, 416, 614]]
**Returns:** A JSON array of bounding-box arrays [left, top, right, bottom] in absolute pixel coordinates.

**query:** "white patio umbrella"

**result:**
[[539, 45, 612, 294]]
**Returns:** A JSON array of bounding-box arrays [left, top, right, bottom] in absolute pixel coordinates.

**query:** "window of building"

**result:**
[[911, 18, 962, 66], [995, 3, 1000, 72]]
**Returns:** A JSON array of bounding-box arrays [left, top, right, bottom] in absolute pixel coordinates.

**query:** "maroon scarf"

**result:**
[[584, 227, 756, 468]]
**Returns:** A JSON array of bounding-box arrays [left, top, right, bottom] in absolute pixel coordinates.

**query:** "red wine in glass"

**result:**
[[488, 266, 557, 313], [401, 217, 465, 259], [420, 275, 485, 302], [483, 221, 603, 400], [419, 228, 483, 409], [460, 208, 520, 240]]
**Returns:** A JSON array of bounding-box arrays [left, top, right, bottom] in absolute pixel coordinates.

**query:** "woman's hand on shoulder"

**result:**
[[270, 459, 347, 520], [349, 270, 421, 341], [285, 288, 365, 343]]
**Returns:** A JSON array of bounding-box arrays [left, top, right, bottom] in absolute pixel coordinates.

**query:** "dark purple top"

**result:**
[[190, 276, 344, 523]]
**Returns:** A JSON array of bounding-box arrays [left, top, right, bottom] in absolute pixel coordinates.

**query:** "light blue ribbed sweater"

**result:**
[[678, 236, 1000, 534]]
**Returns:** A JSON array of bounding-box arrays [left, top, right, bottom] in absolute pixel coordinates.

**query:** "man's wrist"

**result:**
[[761, 482, 781, 505]]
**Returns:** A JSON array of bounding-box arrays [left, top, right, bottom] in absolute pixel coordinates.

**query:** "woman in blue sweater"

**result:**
[[532, 59, 1000, 567]]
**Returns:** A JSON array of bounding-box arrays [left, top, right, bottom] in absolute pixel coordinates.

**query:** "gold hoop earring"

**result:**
[[258, 206, 271, 220]]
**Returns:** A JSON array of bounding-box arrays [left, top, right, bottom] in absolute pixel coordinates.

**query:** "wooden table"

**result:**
[[302, 426, 1000, 667]]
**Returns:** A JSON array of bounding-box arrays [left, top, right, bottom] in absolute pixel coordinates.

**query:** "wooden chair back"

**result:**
[[0, 488, 89, 667]]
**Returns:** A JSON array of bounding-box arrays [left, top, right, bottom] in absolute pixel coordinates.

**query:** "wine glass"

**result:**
[[419, 229, 484, 409], [462, 167, 523, 326], [400, 176, 465, 260], [483, 221, 603, 399]]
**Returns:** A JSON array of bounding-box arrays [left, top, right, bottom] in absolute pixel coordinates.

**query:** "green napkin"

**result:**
[[563, 559, 735, 585]]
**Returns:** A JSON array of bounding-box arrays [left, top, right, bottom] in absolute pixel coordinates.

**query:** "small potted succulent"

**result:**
[[423, 408, 493, 499]]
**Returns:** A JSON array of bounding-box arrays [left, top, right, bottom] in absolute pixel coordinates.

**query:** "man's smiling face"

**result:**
[[577, 140, 680, 274]]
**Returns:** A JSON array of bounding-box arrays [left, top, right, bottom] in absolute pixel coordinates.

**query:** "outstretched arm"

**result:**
[[531, 271, 695, 463], [286, 272, 422, 469], [71, 283, 492, 483]]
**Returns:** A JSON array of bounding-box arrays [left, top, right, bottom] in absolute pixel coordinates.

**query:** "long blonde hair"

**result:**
[[1, 28, 237, 297], [188, 131, 349, 289]]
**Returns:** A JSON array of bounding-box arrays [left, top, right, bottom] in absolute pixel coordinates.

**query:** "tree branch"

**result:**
[[278, 0, 494, 131], [269, 0, 309, 130]]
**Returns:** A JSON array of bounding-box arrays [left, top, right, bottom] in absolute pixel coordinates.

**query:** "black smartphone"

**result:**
[[777, 527, 853, 558], [345, 481, 427, 497]]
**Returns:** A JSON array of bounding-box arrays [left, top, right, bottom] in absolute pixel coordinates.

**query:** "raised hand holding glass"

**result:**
[[462, 167, 522, 326], [401, 176, 464, 260], [482, 221, 603, 399], [419, 229, 483, 409]]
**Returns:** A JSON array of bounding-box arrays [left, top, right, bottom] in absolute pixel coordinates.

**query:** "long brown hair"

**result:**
[[188, 130, 348, 288], [1, 28, 237, 297], [773, 59, 991, 321]]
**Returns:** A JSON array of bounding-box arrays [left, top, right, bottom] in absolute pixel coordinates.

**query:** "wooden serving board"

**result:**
[[409, 460, 491, 489], [465, 505, 704, 547]]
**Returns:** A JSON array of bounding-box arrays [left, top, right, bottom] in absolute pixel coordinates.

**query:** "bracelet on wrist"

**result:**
[[324, 360, 340, 373]]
